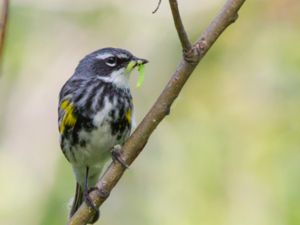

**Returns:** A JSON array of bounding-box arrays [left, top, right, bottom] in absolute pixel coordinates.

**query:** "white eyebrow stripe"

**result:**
[[96, 53, 113, 59], [118, 53, 128, 59]]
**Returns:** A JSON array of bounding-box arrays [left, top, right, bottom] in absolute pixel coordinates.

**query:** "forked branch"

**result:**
[[169, 0, 192, 51], [68, 0, 246, 224]]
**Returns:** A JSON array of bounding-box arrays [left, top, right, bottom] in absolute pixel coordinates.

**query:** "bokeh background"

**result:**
[[1, 0, 300, 225]]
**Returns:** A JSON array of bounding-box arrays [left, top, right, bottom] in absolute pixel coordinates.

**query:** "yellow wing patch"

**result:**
[[125, 108, 132, 125], [59, 100, 77, 134]]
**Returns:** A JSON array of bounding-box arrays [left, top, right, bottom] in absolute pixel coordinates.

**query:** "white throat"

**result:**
[[97, 68, 130, 89]]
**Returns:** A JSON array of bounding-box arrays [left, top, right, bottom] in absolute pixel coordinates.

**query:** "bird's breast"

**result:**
[[68, 92, 132, 167]]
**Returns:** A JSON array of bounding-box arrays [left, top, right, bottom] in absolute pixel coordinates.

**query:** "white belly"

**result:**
[[71, 121, 126, 187]]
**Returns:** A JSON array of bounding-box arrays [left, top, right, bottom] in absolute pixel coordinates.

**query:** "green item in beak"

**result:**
[[136, 64, 145, 87], [126, 60, 146, 87], [126, 61, 136, 73]]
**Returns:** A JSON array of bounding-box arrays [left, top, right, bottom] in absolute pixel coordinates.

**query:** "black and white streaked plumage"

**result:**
[[58, 47, 148, 223]]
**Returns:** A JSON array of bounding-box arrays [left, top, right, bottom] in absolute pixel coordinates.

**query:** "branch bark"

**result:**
[[169, 0, 192, 51], [68, 0, 246, 224], [0, 0, 9, 67], [152, 0, 162, 14]]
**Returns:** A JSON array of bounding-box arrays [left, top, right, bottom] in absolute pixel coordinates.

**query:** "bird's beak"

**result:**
[[126, 57, 149, 73], [134, 57, 149, 65]]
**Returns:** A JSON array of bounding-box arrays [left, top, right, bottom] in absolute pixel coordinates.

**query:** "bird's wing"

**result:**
[[58, 99, 78, 135]]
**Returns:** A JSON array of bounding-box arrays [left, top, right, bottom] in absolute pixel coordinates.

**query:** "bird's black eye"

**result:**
[[105, 56, 118, 67]]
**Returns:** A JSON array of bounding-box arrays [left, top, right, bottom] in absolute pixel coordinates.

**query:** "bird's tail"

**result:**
[[70, 182, 83, 218], [69, 183, 99, 224]]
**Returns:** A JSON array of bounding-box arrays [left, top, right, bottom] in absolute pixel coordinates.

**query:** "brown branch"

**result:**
[[0, 0, 9, 67], [169, 0, 192, 51], [152, 0, 162, 14], [68, 0, 246, 224]]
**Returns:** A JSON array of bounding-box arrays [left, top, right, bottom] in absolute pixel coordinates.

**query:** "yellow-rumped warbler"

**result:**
[[58, 48, 148, 223]]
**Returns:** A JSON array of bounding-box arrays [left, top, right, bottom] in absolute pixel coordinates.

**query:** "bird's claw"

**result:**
[[111, 145, 129, 169], [83, 187, 100, 224]]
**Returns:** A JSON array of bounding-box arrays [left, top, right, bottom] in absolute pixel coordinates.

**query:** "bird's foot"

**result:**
[[83, 187, 98, 210], [83, 187, 100, 224], [83, 187, 110, 224], [111, 145, 129, 169]]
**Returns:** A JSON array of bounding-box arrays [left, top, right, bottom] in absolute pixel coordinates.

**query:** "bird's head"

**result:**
[[75, 47, 148, 88]]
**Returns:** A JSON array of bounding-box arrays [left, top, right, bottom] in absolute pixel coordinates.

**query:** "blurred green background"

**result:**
[[1, 0, 300, 225]]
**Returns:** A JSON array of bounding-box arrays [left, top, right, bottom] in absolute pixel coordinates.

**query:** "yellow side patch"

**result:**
[[125, 109, 131, 124], [59, 100, 77, 134]]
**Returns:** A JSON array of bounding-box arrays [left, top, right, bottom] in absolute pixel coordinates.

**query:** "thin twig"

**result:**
[[169, 0, 192, 51], [68, 0, 246, 224], [0, 0, 9, 68], [152, 0, 162, 14]]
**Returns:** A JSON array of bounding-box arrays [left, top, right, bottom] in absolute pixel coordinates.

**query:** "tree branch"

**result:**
[[68, 0, 246, 224], [169, 0, 192, 51], [0, 0, 9, 68], [152, 0, 162, 14]]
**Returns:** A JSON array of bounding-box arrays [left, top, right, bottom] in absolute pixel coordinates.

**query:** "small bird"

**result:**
[[58, 47, 148, 223]]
